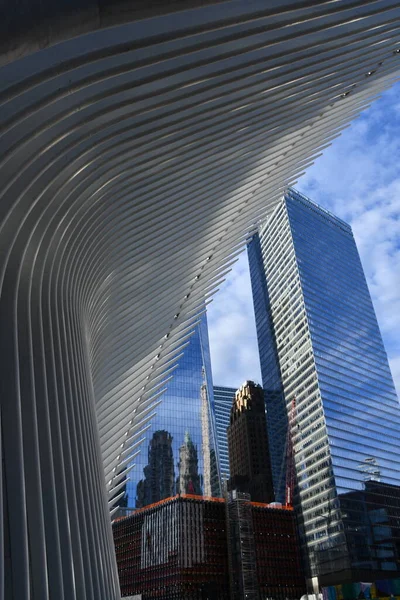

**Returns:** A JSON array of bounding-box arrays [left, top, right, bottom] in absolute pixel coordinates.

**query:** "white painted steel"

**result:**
[[0, 1, 399, 598]]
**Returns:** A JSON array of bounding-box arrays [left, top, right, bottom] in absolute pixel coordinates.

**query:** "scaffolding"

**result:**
[[227, 491, 259, 600]]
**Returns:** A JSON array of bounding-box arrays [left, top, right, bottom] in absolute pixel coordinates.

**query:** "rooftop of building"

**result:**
[[260, 187, 352, 235], [288, 187, 350, 228], [214, 385, 237, 393], [112, 493, 293, 524]]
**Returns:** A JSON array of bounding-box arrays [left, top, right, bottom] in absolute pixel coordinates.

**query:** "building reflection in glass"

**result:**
[[136, 430, 175, 508], [177, 431, 202, 495], [122, 312, 221, 511]]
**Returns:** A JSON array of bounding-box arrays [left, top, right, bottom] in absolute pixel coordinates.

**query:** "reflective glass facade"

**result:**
[[124, 314, 221, 509], [248, 189, 400, 585], [248, 237, 287, 503], [213, 386, 236, 482]]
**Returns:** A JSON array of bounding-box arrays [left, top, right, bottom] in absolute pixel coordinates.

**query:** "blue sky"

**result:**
[[208, 82, 400, 397]]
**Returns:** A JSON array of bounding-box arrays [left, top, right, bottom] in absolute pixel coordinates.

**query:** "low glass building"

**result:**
[[123, 314, 221, 510], [248, 188, 400, 588]]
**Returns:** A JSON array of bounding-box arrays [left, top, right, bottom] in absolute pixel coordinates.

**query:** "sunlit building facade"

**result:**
[[227, 381, 274, 503], [124, 314, 221, 509], [248, 189, 400, 588]]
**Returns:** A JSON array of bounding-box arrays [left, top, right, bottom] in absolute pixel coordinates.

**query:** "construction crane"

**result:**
[[285, 397, 297, 508]]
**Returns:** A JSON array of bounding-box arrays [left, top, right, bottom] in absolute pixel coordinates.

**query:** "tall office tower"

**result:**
[[124, 313, 221, 509], [227, 381, 274, 503], [248, 188, 400, 589], [213, 386, 236, 482]]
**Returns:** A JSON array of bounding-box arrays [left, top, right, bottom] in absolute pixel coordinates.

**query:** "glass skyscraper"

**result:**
[[248, 188, 400, 588], [213, 386, 236, 482], [124, 313, 221, 509]]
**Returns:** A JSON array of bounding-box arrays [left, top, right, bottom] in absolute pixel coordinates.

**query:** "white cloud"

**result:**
[[207, 252, 262, 388], [208, 82, 400, 397]]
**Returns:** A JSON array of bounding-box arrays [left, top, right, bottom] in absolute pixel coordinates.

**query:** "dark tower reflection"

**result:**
[[126, 313, 221, 510], [136, 430, 175, 508]]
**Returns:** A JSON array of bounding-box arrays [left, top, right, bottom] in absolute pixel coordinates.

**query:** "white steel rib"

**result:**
[[0, 1, 399, 598]]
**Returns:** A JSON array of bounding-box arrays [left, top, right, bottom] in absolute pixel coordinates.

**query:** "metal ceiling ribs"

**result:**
[[0, 1, 399, 598]]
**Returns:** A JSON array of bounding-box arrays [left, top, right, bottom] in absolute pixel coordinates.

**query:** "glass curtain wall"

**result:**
[[123, 313, 221, 511], [213, 386, 236, 483], [248, 188, 400, 585], [248, 236, 288, 503]]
